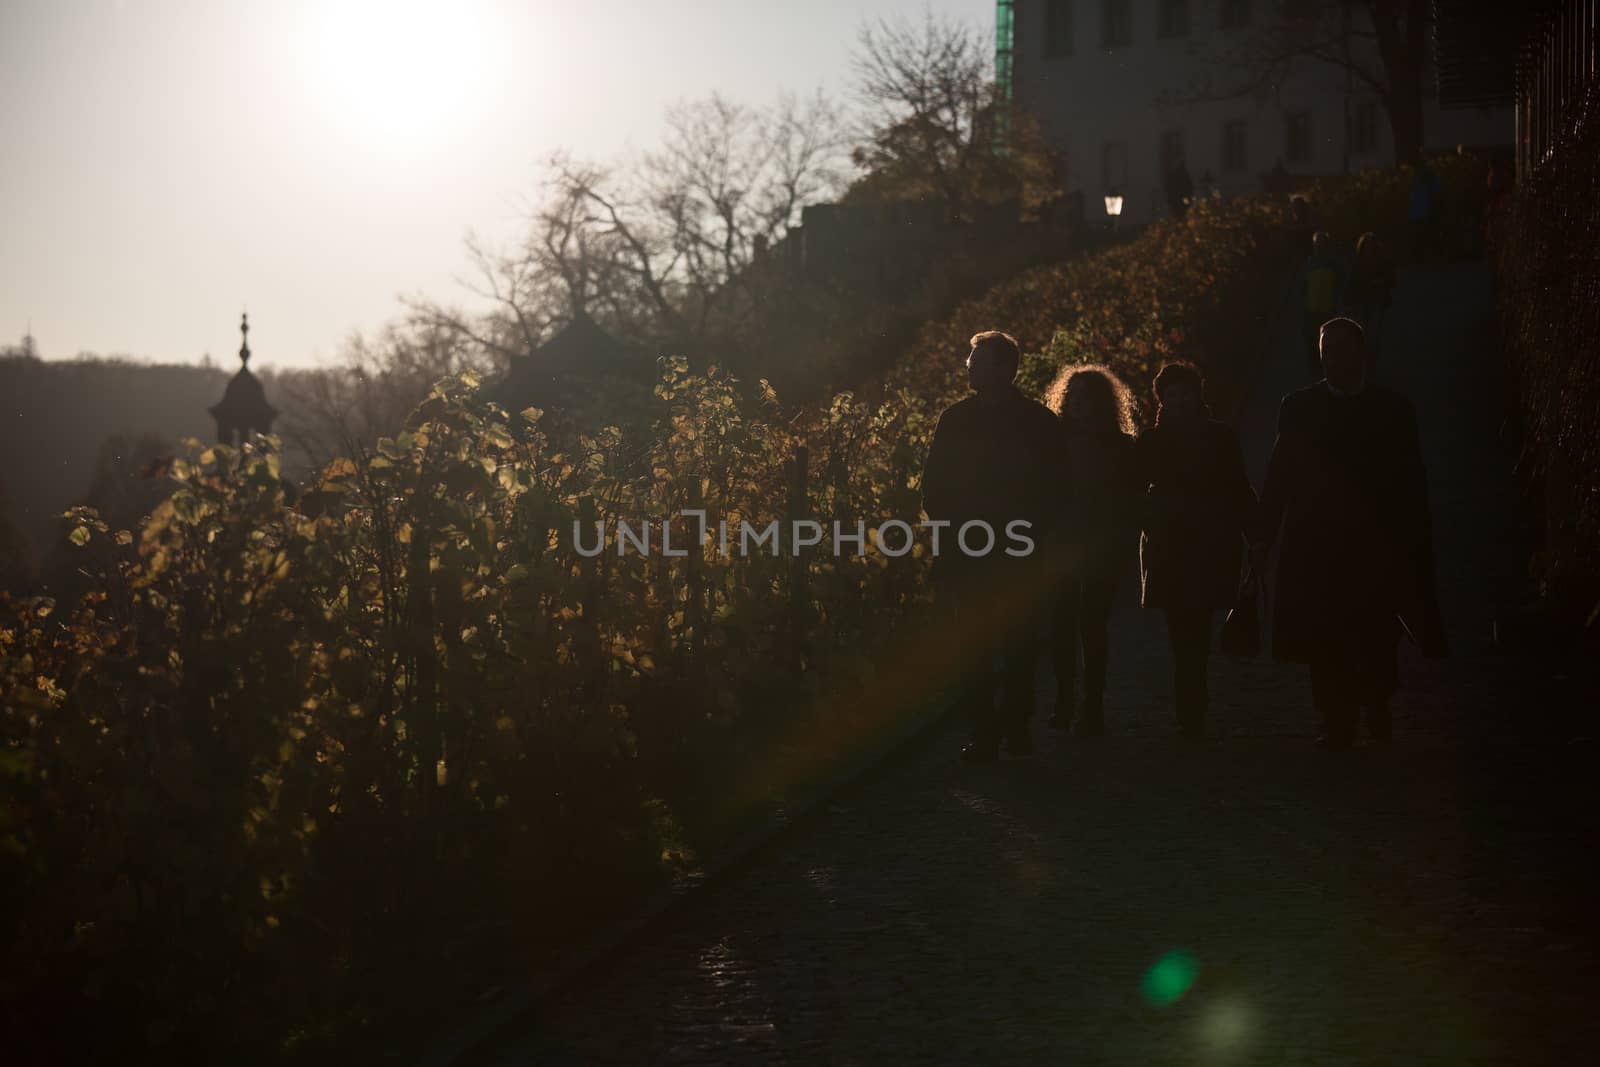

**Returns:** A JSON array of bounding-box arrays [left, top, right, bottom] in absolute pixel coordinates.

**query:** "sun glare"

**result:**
[[299, 0, 498, 154]]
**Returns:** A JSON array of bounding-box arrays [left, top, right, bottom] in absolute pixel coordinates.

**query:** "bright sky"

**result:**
[[1, 0, 991, 368]]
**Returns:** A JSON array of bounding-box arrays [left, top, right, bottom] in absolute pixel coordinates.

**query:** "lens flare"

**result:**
[[1142, 950, 1198, 1006], [1197, 994, 1256, 1055]]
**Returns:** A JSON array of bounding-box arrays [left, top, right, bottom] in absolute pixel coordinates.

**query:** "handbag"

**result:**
[[1220, 567, 1263, 659]]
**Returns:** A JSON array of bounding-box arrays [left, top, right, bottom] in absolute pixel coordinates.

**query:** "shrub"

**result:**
[[1, 361, 947, 1060], [882, 195, 1290, 423]]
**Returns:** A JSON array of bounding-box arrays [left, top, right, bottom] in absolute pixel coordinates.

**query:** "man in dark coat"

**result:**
[[922, 330, 1067, 762], [1253, 317, 1443, 749]]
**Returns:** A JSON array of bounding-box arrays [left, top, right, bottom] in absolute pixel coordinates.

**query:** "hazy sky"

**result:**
[[2, 0, 991, 368]]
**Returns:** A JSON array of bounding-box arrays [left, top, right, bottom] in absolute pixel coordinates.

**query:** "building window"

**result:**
[[1157, 0, 1189, 39], [1219, 0, 1251, 30], [1044, 0, 1074, 58], [1101, 0, 1131, 49], [1222, 119, 1249, 172], [1284, 111, 1313, 165], [1351, 99, 1378, 154], [1101, 139, 1128, 189], [1159, 128, 1186, 175]]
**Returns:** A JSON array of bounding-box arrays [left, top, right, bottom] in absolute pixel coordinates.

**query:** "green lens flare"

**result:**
[[1142, 950, 1199, 1006]]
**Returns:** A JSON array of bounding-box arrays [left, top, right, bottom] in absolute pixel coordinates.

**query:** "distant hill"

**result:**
[[0, 355, 265, 561]]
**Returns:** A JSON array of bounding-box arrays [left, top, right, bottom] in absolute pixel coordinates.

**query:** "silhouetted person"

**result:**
[[1252, 318, 1443, 750], [1284, 194, 1321, 263], [1409, 162, 1442, 264], [1164, 162, 1194, 220], [1293, 231, 1347, 379], [1044, 364, 1138, 736], [1136, 362, 1256, 740], [922, 330, 1066, 763], [1346, 232, 1396, 368]]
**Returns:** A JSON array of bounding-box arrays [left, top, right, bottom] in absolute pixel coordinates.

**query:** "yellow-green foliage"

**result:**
[[1, 163, 1464, 1060], [881, 152, 1486, 423], [0, 363, 938, 1059], [884, 195, 1291, 420]]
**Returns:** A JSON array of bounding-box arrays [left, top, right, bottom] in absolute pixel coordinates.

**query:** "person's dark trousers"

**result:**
[[1412, 218, 1438, 264], [1302, 313, 1325, 378], [1309, 658, 1361, 747], [942, 569, 1041, 754], [939, 576, 1000, 750], [1162, 603, 1212, 738], [1000, 623, 1042, 749], [1363, 691, 1392, 741], [1356, 642, 1397, 741], [1054, 575, 1117, 730], [957, 654, 1002, 750]]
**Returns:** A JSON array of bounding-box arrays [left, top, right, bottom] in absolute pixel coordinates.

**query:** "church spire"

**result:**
[[209, 309, 277, 445]]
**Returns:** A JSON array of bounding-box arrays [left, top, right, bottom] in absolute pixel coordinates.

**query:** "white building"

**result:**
[[1005, 0, 1514, 222]]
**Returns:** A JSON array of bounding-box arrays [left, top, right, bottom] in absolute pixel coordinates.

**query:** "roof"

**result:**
[[208, 365, 278, 425], [491, 313, 656, 408]]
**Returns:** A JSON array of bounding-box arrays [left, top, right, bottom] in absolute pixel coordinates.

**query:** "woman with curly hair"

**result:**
[[1136, 361, 1256, 740], [1045, 363, 1140, 735]]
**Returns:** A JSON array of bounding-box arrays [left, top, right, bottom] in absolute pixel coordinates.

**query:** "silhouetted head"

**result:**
[[1045, 363, 1137, 435], [967, 330, 1021, 395], [1152, 361, 1208, 425], [1312, 230, 1331, 255], [1355, 231, 1379, 261], [1319, 317, 1368, 394]]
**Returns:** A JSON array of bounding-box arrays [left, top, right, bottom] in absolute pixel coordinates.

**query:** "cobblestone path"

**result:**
[[480, 265, 1598, 1065]]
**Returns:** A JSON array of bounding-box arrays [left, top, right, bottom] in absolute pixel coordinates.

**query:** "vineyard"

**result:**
[[0, 158, 1486, 1061]]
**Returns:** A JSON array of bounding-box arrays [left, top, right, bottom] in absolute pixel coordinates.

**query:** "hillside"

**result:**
[[0, 356, 242, 559]]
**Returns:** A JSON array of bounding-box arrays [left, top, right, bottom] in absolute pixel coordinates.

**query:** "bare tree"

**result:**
[[274, 317, 490, 469], [403, 160, 635, 366], [644, 91, 850, 337], [848, 13, 1060, 217], [1180, 0, 1430, 167], [412, 92, 849, 362]]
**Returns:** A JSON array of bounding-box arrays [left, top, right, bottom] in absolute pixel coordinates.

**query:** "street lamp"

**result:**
[[1103, 191, 1124, 231]]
